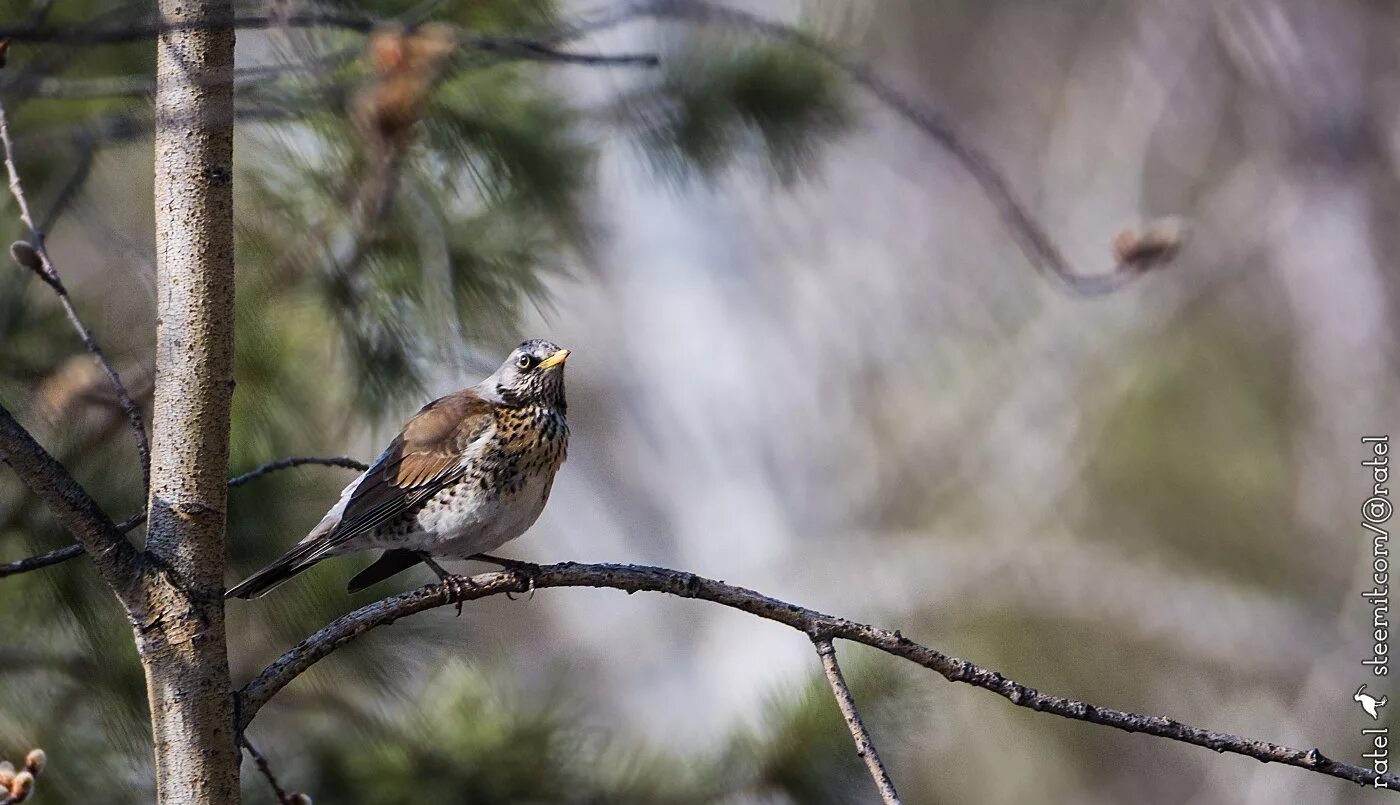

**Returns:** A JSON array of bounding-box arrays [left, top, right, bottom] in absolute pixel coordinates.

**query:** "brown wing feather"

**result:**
[[329, 389, 495, 544]]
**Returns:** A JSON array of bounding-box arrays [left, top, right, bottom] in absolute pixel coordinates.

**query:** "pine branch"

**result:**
[[235, 562, 1398, 793]]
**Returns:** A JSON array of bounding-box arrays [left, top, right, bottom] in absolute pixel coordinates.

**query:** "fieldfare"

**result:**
[[227, 339, 570, 599]]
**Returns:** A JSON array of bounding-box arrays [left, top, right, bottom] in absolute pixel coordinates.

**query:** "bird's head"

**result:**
[[484, 339, 569, 409]]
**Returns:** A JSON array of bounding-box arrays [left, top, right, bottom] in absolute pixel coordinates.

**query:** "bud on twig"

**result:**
[[8, 770, 33, 802], [0, 761, 13, 787], [1113, 217, 1187, 271], [9, 241, 40, 273], [21, 750, 44, 777], [9, 240, 64, 292]]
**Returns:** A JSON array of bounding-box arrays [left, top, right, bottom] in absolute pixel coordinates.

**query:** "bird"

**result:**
[[226, 339, 570, 600]]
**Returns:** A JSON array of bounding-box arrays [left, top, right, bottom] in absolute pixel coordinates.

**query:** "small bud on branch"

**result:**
[[0, 748, 44, 804], [1113, 217, 1187, 271]]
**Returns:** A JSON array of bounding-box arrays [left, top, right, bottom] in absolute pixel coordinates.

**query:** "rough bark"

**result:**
[[144, 1, 239, 802]]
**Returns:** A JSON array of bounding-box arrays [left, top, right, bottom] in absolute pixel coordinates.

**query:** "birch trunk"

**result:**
[[144, 1, 239, 802]]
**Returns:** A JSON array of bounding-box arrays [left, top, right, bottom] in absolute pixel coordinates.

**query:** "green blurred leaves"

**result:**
[[634, 41, 851, 184]]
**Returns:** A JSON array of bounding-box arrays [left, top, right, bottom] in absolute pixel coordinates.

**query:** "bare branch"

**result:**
[[11, 57, 356, 100], [240, 737, 308, 805], [814, 637, 901, 805], [557, 0, 1184, 295], [463, 36, 657, 67], [0, 401, 143, 603], [0, 543, 82, 578], [236, 563, 1399, 792], [227, 455, 368, 487], [0, 456, 367, 578], [0, 15, 657, 68], [0, 12, 377, 44], [0, 99, 152, 490]]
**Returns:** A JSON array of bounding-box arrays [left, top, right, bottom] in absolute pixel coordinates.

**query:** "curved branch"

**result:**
[[558, 0, 1183, 295], [227, 455, 367, 487], [0, 99, 151, 490], [0, 456, 367, 578], [814, 637, 901, 804], [237, 562, 1396, 792]]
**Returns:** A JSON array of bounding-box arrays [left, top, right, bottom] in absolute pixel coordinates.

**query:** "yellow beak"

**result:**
[[537, 348, 570, 369]]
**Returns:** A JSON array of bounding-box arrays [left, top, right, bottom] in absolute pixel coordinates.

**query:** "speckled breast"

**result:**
[[473, 404, 569, 500]]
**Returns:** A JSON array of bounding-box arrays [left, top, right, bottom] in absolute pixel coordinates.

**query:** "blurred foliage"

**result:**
[[298, 662, 701, 804], [0, 0, 860, 801], [1084, 307, 1304, 594], [634, 41, 851, 184]]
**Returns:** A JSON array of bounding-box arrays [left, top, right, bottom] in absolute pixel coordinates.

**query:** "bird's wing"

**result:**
[[327, 389, 495, 545]]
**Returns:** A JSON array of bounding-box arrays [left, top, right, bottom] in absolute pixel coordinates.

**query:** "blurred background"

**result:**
[[2, 0, 1398, 802]]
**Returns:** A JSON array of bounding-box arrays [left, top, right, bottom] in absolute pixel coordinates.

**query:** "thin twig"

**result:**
[[0, 99, 152, 491], [0, 12, 378, 43], [0, 15, 658, 68], [555, 0, 1179, 295], [0, 543, 82, 578], [12, 57, 354, 100], [236, 563, 1400, 792], [0, 456, 366, 578], [813, 638, 901, 805], [461, 35, 657, 67], [240, 736, 303, 805], [227, 455, 367, 487]]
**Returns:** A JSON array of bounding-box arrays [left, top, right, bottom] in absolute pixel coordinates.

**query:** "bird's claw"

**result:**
[[440, 574, 478, 616], [503, 562, 539, 601]]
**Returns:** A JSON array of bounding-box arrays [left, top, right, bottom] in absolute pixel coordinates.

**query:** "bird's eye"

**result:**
[[516, 354, 535, 369]]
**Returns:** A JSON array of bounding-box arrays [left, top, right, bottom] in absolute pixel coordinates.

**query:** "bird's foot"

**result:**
[[472, 553, 538, 601], [421, 554, 474, 616]]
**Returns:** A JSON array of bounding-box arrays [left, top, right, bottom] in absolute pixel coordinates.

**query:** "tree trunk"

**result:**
[[143, 1, 239, 802]]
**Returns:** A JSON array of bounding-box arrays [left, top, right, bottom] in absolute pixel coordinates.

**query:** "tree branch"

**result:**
[[0, 402, 143, 603], [0, 456, 367, 578], [557, 0, 1184, 295], [814, 637, 901, 805], [0, 12, 378, 44], [227, 455, 367, 487], [0, 99, 152, 490], [236, 562, 1399, 793], [0, 15, 658, 68], [0, 543, 82, 578], [240, 737, 306, 805]]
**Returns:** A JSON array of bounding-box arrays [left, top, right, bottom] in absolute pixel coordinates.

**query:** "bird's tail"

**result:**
[[226, 539, 330, 599]]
